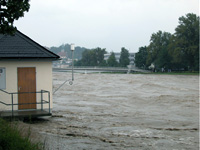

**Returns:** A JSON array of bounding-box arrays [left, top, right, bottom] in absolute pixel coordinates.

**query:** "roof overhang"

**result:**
[[0, 30, 61, 60], [0, 57, 60, 61]]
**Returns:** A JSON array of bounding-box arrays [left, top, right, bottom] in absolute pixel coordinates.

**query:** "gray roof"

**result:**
[[0, 30, 60, 60]]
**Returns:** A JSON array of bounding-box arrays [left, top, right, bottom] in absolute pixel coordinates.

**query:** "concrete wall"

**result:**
[[0, 61, 53, 111]]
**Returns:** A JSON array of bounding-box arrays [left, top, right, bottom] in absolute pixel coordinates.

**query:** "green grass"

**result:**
[[0, 118, 42, 150], [132, 71, 199, 75], [95, 71, 199, 75]]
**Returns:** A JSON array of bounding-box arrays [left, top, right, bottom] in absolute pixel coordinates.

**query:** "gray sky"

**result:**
[[15, 0, 199, 52]]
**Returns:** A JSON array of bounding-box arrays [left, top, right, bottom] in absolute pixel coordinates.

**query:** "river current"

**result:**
[[25, 72, 199, 150]]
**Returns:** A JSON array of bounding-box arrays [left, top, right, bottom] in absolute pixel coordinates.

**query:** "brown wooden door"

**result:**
[[18, 68, 36, 110]]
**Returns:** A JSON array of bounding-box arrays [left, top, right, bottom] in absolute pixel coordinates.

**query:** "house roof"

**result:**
[[58, 51, 67, 57], [0, 30, 60, 61]]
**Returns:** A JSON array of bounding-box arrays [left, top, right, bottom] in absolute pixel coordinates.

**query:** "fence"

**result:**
[[0, 89, 50, 118]]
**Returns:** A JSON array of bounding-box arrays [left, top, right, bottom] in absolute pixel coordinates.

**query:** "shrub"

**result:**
[[0, 118, 41, 150]]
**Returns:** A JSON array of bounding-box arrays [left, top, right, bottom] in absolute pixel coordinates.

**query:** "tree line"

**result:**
[[135, 13, 199, 72], [74, 47, 130, 67], [49, 44, 85, 60]]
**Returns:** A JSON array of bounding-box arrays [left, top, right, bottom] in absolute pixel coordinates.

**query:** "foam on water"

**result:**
[[28, 73, 199, 150]]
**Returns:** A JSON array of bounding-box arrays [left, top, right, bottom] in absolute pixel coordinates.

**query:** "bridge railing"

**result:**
[[61, 66, 128, 70]]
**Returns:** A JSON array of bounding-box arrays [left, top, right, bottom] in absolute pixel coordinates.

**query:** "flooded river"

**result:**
[[28, 72, 199, 150]]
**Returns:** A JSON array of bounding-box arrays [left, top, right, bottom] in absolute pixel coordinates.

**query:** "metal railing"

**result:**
[[65, 66, 128, 69], [53, 66, 150, 73], [0, 89, 50, 117]]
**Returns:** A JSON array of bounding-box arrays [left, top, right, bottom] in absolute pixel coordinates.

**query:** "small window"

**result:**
[[0, 68, 6, 89]]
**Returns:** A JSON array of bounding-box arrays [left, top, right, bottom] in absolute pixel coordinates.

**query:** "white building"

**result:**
[[104, 52, 135, 66], [0, 30, 60, 118]]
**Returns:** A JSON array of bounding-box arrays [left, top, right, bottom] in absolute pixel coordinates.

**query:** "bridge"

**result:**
[[53, 66, 150, 73]]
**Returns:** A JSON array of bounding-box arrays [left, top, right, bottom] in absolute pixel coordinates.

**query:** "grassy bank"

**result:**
[[99, 71, 199, 75], [134, 72, 199, 75], [0, 118, 42, 150]]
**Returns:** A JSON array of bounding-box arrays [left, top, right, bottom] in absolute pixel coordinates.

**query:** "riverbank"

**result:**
[[132, 71, 199, 75]]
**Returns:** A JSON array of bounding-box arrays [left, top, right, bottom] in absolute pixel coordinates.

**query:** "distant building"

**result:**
[[104, 52, 136, 66], [54, 49, 71, 68], [129, 53, 135, 66], [104, 53, 111, 62], [57, 49, 67, 59], [58, 52, 67, 59]]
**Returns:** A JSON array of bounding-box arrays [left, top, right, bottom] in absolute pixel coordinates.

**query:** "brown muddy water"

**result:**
[[27, 72, 199, 150]]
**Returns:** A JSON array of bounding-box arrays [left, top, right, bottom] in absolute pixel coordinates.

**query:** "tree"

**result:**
[[76, 47, 107, 66], [74, 59, 82, 66], [81, 49, 92, 66], [146, 31, 172, 70], [155, 47, 172, 70], [170, 13, 199, 71], [119, 47, 130, 67], [107, 52, 118, 67], [135, 46, 148, 69], [137, 13, 199, 72], [0, 0, 30, 34], [95, 47, 107, 66]]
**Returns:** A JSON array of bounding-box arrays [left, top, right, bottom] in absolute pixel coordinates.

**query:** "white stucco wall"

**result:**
[[0, 61, 53, 112]]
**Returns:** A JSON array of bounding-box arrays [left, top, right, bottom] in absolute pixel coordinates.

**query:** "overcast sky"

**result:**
[[15, 0, 199, 52]]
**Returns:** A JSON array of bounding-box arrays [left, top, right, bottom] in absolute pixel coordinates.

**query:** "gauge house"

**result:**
[[0, 30, 60, 118]]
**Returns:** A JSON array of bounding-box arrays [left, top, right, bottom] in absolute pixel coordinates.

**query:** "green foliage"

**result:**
[[107, 52, 118, 67], [146, 31, 172, 69], [170, 13, 199, 71], [0, 0, 30, 34], [155, 48, 172, 70], [75, 47, 107, 66], [0, 118, 41, 150], [76, 47, 131, 67], [135, 13, 199, 72], [74, 59, 82, 66], [119, 47, 130, 67], [135, 46, 148, 69], [81, 49, 96, 66]]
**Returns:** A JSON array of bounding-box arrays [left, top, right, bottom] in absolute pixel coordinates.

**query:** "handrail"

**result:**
[[0, 89, 10, 94], [0, 89, 49, 95], [0, 100, 49, 106], [0, 89, 51, 118]]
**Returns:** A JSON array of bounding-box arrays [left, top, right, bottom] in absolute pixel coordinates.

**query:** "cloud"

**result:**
[[15, 0, 199, 52]]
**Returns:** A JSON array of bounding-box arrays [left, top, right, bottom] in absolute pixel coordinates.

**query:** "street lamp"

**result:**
[[71, 44, 75, 81], [53, 44, 75, 94]]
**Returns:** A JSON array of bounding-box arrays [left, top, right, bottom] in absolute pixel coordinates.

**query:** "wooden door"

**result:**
[[18, 68, 36, 110]]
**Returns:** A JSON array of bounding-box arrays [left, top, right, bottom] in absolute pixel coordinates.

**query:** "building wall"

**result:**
[[0, 61, 53, 111], [104, 52, 135, 65]]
